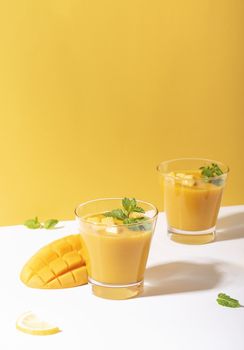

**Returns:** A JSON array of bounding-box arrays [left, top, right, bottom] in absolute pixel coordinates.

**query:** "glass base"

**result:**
[[89, 278, 144, 300], [168, 226, 216, 245]]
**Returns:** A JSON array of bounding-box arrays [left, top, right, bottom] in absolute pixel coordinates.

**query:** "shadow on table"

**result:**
[[216, 212, 244, 242], [142, 261, 222, 297]]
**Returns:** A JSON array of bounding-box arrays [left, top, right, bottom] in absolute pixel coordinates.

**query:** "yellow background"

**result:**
[[0, 1, 243, 225]]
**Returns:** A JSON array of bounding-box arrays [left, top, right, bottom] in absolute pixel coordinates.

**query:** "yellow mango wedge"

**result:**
[[20, 235, 88, 289]]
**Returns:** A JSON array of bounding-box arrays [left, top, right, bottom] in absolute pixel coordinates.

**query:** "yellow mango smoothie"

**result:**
[[81, 214, 152, 284], [75, 198, 158, 299], [157, 159, 229, 244], [164, 170, 223, 231]]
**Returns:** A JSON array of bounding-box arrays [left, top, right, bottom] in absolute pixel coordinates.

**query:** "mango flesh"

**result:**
[[20, 234, 88, 289]]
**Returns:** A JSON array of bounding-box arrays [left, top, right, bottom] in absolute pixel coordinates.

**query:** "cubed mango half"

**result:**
[[20, 234, 88, 289]]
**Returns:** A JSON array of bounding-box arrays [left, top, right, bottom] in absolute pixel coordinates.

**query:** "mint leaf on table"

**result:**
[[24, 217, 59, 229], [217, 293, 241, 308], [24, 217, 42, 229], [43, 219, 59, 229]]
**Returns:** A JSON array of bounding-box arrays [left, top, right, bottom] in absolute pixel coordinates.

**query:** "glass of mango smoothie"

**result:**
[[157, 158, 229, 244], [75, 198, 158, 299]]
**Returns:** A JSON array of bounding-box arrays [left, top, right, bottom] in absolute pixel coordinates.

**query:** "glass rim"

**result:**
[[156, 157, 229, 180], [74, 197, 158, 227]]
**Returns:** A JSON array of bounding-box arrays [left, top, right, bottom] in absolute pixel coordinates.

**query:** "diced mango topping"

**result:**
[[101, 217, 115, 225], [167, 172, 196, 187], [181, 174, 195, 187], [130, 212, 144, 219]]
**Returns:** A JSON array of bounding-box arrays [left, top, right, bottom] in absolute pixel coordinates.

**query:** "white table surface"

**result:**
[[1, 205, 244, 350]]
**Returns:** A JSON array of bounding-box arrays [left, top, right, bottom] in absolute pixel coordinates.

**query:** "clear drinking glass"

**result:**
[[157, 158, 229, 244], [75, 198, 158, 299]]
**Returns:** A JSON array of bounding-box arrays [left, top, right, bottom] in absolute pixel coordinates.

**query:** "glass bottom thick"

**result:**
[[168, 226, 216, 245], [89, 278, 144, 300]]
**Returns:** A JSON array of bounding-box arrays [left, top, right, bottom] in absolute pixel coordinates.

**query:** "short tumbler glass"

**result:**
[[157, 158, 229, 244], [75, 198, 158, 299]]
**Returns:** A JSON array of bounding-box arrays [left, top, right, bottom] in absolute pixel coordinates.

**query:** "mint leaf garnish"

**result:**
[[199, 163, 224, 186], [133, 206, 145, 213], [24, 217, 42, 229], [200, 163, 223, 178], [123, 217, 146, 225], [43, 219, 59, 229], [104, 209, 127, 220], [104, 198, 146, 227], [24, 217, 59, 229], [217, 293, 241, 308]]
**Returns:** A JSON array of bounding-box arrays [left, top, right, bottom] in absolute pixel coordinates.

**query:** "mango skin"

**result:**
[[20, 234, 88, 289]]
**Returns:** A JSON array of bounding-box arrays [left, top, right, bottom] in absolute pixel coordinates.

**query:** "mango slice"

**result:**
[[20, 234, 88, 289]]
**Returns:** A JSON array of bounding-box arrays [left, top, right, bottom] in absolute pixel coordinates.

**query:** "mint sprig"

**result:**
[[104, 209, 127, 220], [122, 198, 145, 216], [199, 163, 223, 178], [104, 197, 145, 225], [199, 163, 224, 186], [123, 217, 146, 225], [217, 293, 241, 308], [24, 217, 59, 229]]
